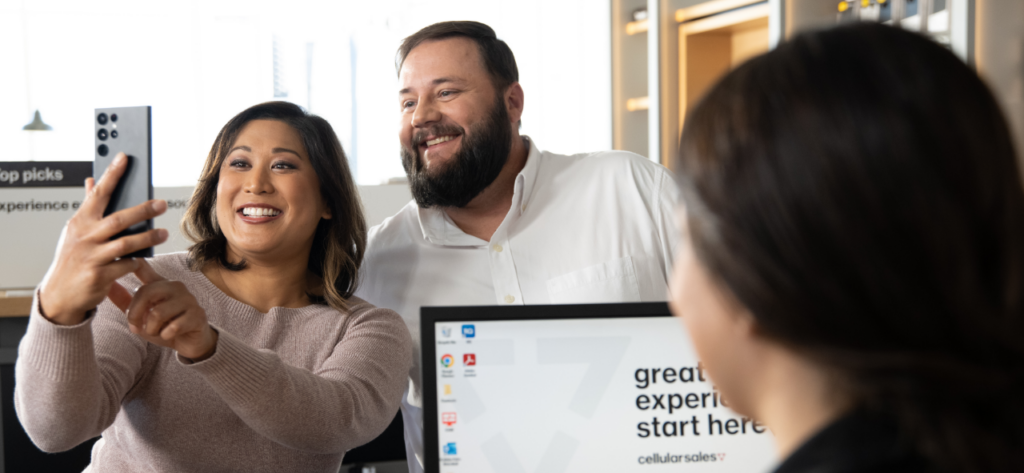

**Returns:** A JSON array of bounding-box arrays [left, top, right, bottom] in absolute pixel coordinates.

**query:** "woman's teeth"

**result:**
[[242, 208, 281, 217], [426, 135, 455, 147]]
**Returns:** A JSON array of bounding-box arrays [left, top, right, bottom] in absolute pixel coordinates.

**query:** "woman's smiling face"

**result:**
[[215, 119, 330, 263]]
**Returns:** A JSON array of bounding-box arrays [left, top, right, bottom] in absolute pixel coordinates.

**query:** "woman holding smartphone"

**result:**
[[15, 101, 412, 472], [669, 23, 1024, 473]]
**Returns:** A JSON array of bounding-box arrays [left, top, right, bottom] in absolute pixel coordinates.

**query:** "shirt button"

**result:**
[[504, 295, 515, 303], [492, 244, 503, 253]]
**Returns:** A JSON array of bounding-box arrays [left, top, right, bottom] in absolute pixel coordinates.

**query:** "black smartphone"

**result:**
[[93, 106, 154, 258]]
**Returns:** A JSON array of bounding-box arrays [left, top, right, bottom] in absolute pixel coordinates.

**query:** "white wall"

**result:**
[[0, 0, 612, 186]]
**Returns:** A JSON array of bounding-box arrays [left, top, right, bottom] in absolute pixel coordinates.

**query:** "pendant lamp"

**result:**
[[22, 110, 53, 131]]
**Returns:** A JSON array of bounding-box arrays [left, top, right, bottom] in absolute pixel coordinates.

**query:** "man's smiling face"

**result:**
[[397, 37, 515, 208], [398, 37, 501, 174]]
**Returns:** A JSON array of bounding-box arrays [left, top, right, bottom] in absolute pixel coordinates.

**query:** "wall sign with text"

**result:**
[[0, 162, 93, 188]]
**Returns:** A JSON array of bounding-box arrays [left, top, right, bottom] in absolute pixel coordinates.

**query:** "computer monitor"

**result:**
[[421, 303, 778, 473]]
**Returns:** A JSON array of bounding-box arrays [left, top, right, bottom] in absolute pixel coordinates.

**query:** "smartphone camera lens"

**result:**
[[110, 113, 118, 122], [97, 113, 108, 125], [97, 128, 108, 141], [97, 144, 109, 157], [111, 130, 118, 139]]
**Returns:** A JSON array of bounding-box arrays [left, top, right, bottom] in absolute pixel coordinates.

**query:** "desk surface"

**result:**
[[0, 291, 32, 318]]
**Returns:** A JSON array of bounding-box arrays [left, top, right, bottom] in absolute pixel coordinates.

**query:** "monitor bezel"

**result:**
[[421, 302, 672, 473]]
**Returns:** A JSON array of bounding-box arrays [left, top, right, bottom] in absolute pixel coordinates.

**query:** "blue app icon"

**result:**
[[462, 324, 476, 338], [444, 442, 457, 455]]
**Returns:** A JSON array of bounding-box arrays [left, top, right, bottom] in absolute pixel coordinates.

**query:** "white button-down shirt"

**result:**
[[355, 137, 680, 472]]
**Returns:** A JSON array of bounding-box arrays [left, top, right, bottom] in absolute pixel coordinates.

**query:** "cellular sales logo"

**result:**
[[638, 452, 725, 465]]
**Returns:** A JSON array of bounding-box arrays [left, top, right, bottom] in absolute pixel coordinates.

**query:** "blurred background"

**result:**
[[1, 1, 1023, 472], [0, 0, 614, 187], [2, 0, 1020, 185]]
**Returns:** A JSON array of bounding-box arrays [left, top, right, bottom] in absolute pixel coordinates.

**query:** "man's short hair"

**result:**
[[397, 21, 519, 93]]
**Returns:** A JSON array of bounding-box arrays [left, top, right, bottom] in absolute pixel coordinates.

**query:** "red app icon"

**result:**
[[463, 353, 476, 366], [442, 412, 457, 427]]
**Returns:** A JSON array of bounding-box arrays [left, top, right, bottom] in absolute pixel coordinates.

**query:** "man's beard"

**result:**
[[401, 96, 513, 209]]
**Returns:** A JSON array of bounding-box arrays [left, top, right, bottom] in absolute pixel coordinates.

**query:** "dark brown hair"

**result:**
[[676, 23, 1024, 472], [397, 21, 519, 93], [182, 101, 366, 311]]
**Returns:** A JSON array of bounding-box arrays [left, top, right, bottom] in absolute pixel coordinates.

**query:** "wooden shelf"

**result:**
[[625, 96, 650, 111], [0, 291, 33, 318], [612, 0, 650, 158], [680, 2, 770, 35], [676, 0, 765, 23], [625, 19, 649, 35], [676, 1, 770, 161]]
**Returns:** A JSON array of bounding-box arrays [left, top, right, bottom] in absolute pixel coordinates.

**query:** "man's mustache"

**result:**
[[412, 123, 465, 148]]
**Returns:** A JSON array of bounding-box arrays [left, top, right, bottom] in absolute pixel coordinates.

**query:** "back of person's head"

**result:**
[[675, 22, 1024, 472]]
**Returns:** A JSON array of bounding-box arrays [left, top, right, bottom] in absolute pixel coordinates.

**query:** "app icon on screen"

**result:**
[[442, 412, 457, 426], [463, 353, 476, 366], [441, 326, 452, 338], [444, 442, 457, 455], [462, 324, 476, 338], [440, 354, 454, 368], [443, 384, 452, 395]]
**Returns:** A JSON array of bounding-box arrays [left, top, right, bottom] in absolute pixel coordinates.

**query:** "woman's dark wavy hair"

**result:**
[[182, 101, 366, 311], [676, 23, 1024, 472]]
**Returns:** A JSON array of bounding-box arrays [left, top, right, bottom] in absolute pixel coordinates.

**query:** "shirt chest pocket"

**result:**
[[545, 256, 642, 304]]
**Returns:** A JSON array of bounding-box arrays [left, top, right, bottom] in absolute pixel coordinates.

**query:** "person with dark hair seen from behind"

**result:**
[[15, 101, 412, 472], [356, 21, 680, 472], [670, 23, 1024, 473]]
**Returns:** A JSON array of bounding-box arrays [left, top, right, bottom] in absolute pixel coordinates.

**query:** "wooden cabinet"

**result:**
[[611, 0, 837, 167], [677, 0, 770, 157]]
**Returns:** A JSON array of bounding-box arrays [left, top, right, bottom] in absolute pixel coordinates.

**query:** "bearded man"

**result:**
[[355, 21, 680, 473]]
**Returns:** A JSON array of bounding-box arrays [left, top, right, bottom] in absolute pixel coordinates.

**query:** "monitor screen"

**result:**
[[421, 303, 778, 473]]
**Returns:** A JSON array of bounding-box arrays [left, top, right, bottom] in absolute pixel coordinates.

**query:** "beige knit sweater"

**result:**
[[14, 252, 413, 472]]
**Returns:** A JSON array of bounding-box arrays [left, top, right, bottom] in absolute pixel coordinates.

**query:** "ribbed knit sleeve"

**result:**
[[14, 252, 413, 471], [183, 303, 413, 454], [14, 293, 148, 453]]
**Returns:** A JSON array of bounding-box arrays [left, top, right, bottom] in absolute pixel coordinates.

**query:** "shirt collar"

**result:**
[[417, 135, 543, 247]]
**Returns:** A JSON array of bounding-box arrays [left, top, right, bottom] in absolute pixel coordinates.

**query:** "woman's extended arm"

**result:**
[[184, 304, 412, 453], [15, 295, 150, 452], [14, 153, 167, 452], [111, 258, 411, 452]]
